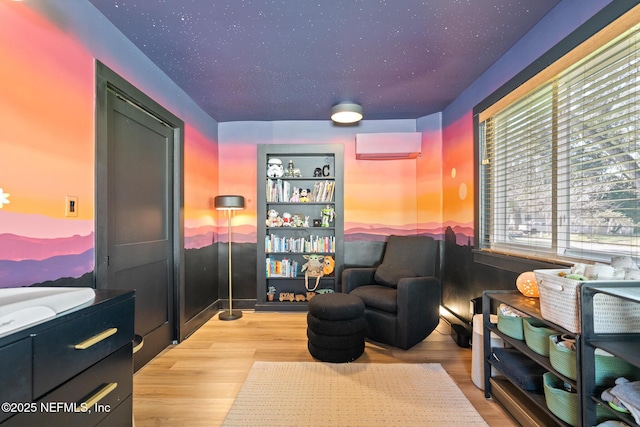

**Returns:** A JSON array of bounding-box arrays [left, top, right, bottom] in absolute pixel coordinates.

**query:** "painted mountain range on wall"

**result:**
[[0, 232, 93, 261], [0, 249, 94, 288], [344, 222, 472, 244]]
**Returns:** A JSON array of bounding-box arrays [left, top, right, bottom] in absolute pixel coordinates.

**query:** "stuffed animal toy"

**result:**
[[266, 209, 283, 227], [299, 188, 311, 202], [291, 214, 304, 228], [301, 253, 324, 291], [281, 212, 292, 226], [290, 186, 300, 202], [323, 256, 335, 276]]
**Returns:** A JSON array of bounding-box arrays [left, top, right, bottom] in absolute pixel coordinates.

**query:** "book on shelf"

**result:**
[[310, 181, 334, 203], [266, 234, 335, 253], [266, 257, 299, 278], [266, 178, 334, 203]]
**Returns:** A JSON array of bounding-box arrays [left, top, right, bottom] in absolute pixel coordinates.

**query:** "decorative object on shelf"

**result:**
[[315, 289, 334, 294], [290, 187, 300, 202], [267, 286, 276, 301], [302, 253, 325, 291], [313, 219, 321, 227], [267, 158, 284, 177], [215, 195, 245, 321], [322, 164, 331, 176], [516, 271, 539, 297], [313, 167, 322, 177], [279, 292, 295, 302], [321, 205, 336, 227], [295, 294, 306, 302], [291, 213, 304, 227], [306, 291, 316, 300], [281, 212, 292, 226], [283, 160, 303, 178], [285, 160, 295, 177], [266, 209, 283, 227], [303, 216, 310, 227], [323, 255, 335, 276], [331, 102, 363, 124], [299, 188, 310, 202]]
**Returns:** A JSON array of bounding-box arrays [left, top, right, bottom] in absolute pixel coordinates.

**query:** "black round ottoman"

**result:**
[[307, 293, 365, 363]]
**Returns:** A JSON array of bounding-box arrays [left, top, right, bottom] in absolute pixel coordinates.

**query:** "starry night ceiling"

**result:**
[[87, 0, 562, 122]]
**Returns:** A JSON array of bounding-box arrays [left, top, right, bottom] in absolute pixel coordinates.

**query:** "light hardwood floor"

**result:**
[[133, 311, 516, 426]]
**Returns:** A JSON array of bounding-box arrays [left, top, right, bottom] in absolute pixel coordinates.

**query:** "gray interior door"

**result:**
[[105, 89, 174, 371]]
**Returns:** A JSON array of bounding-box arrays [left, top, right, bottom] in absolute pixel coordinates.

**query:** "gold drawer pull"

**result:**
[[76, 382, 117, 411], [74, 328, 118, 350]]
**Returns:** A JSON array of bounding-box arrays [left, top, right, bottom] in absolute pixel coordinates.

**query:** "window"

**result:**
[[478, 23, 640, 263]]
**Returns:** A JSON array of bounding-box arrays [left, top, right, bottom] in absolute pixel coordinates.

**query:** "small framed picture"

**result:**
[[312, 219, 321, 227]]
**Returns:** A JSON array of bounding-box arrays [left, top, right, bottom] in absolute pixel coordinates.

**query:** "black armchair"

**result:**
[[342, 235, 441, 350]]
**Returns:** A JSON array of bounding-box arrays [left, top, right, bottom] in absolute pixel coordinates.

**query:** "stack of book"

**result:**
[[266, 234, 335, 253], [266, 179, 334, 202], [266, 258, 299, 277]]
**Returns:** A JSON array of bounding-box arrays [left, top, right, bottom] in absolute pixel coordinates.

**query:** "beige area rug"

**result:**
[[222, 362, 489, 426]]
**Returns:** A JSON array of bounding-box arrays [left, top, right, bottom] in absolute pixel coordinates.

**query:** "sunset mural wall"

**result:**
[[0, 3, 95, 287], [0, 2, 219, 294], [218, 120, 431, 247]]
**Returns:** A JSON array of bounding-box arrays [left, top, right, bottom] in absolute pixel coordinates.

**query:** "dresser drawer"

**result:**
[[33, 297, 134, 398], [0, 338, 32, 423], [13, 344, 133, 427], [96, 395, 132, 427]]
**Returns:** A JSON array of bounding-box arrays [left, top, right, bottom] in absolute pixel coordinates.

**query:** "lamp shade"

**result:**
[[331, 102, 363, 124], [214, 195, 245, 210], [516, 271, 539, 297]]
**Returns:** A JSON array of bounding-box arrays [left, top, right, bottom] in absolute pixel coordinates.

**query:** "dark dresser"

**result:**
[[0, 289, 135, 427]]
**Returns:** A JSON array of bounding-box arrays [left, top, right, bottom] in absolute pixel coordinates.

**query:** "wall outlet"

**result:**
[[66, 196, 78, 217]]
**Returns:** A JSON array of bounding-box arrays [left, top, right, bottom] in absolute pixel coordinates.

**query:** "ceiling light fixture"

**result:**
[[331, 102, 363, 124]]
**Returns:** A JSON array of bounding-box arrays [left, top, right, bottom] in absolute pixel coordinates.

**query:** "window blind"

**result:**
[[480, 26, 640, 262]]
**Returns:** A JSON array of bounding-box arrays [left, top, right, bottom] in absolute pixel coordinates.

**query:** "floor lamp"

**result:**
[[215, 195, 245, 321]]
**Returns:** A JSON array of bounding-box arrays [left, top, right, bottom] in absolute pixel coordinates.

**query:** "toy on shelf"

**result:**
[[323, 255, 335, 276], [279, 292, 295, 302], [267, 158, 284, 178], [321, 205, 336, 227], [281, 212, 292, 226], [299, 189, 310, 202], [302, 253, 324, 291], [266, 209, 283, 227]]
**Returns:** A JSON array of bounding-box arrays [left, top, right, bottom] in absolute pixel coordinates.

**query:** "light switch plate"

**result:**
[[65, 196, 78, 217]]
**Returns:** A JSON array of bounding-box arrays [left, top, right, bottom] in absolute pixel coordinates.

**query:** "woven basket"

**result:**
[[594, 351, 639, 387], [543, 372, 609, 426], [543, 372, 580, 427], [523, 318, 557, 356], [548, 335, 639, 386], [534, 269, 640, 333], [497, 309, 524, 340], [548, 335, 577, 380]]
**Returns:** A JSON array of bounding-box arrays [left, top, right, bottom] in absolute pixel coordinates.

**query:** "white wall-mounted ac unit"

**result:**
[[355, 132, 421, 160]]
